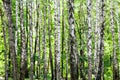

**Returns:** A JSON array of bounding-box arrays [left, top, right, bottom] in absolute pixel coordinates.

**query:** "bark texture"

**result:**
[[15, 0, 19, 55], [87, 0, 92, 80], [94, 0, 100, 78], [29, 0, 34, 80], [2, 0, 19, 80], [43, 0, 47, 80], [20, 0, 27, 80], [54, 0, 61, 79], [96, 0, 105, 80], [68, 0, 78, 80]]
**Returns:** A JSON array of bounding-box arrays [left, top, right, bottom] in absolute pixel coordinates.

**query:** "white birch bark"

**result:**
[[15, 0, 19, 55], [54, 0, 61, 79], [87, 0, 92, 80], [68, 0, 78, 80], [29, 0, 34, 79]]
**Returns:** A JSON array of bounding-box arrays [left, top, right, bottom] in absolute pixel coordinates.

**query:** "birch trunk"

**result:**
[[38, 2, 42, 80], [96, 0, 105, 80], [87, 0, 92, 80], [29, 0, 34, 79], [20, 0, 27, 80], [94, 0, 100, 79], [15, 0, 19, 55], [2, 0, 19, 80], [68, 0, 78, 80], [54, 0, 61, 79], [43, 0, 47, 79]]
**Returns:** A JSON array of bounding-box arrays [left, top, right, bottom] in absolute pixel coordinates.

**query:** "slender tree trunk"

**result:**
[[96, 0, 105, 80], [3, 0, 19, 80], [1, 11, 8, 80], [43, 0, 47, 79], [87, 0, 92, 80], [54, 0, 61, 79], [68, 0, 78, 80], [110, 1, 119, 80], [19, 0, 27, 80], [37, 3, 41, 80], [94, 0, 100, 79], [29, 0, 34, 80], [15, 0, 19, 55]]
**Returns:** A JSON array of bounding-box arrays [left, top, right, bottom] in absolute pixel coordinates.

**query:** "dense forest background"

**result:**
[[0, 0, 120, 80]]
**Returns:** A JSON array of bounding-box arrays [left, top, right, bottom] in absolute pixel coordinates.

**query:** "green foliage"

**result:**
[[0, 0, 120, 79]]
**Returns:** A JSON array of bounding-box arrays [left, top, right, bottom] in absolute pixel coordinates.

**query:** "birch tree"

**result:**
[[29, 0, 34, 79], [2, 0, 19, 80], [68, 0, 78, 80], [43, 0, 47, 79], [54, 0, 61, 79], [19, 0, 27, 80], [96, 0, 105, 80], [15, 0, 19, 55], [94, 0, 100, 79], [87, 0, 92, 80]]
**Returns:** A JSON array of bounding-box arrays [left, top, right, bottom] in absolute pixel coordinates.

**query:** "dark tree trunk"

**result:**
[[68, 0, 78, 80], [2, 0, 19, 80], [96, 0, 105, 80]]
